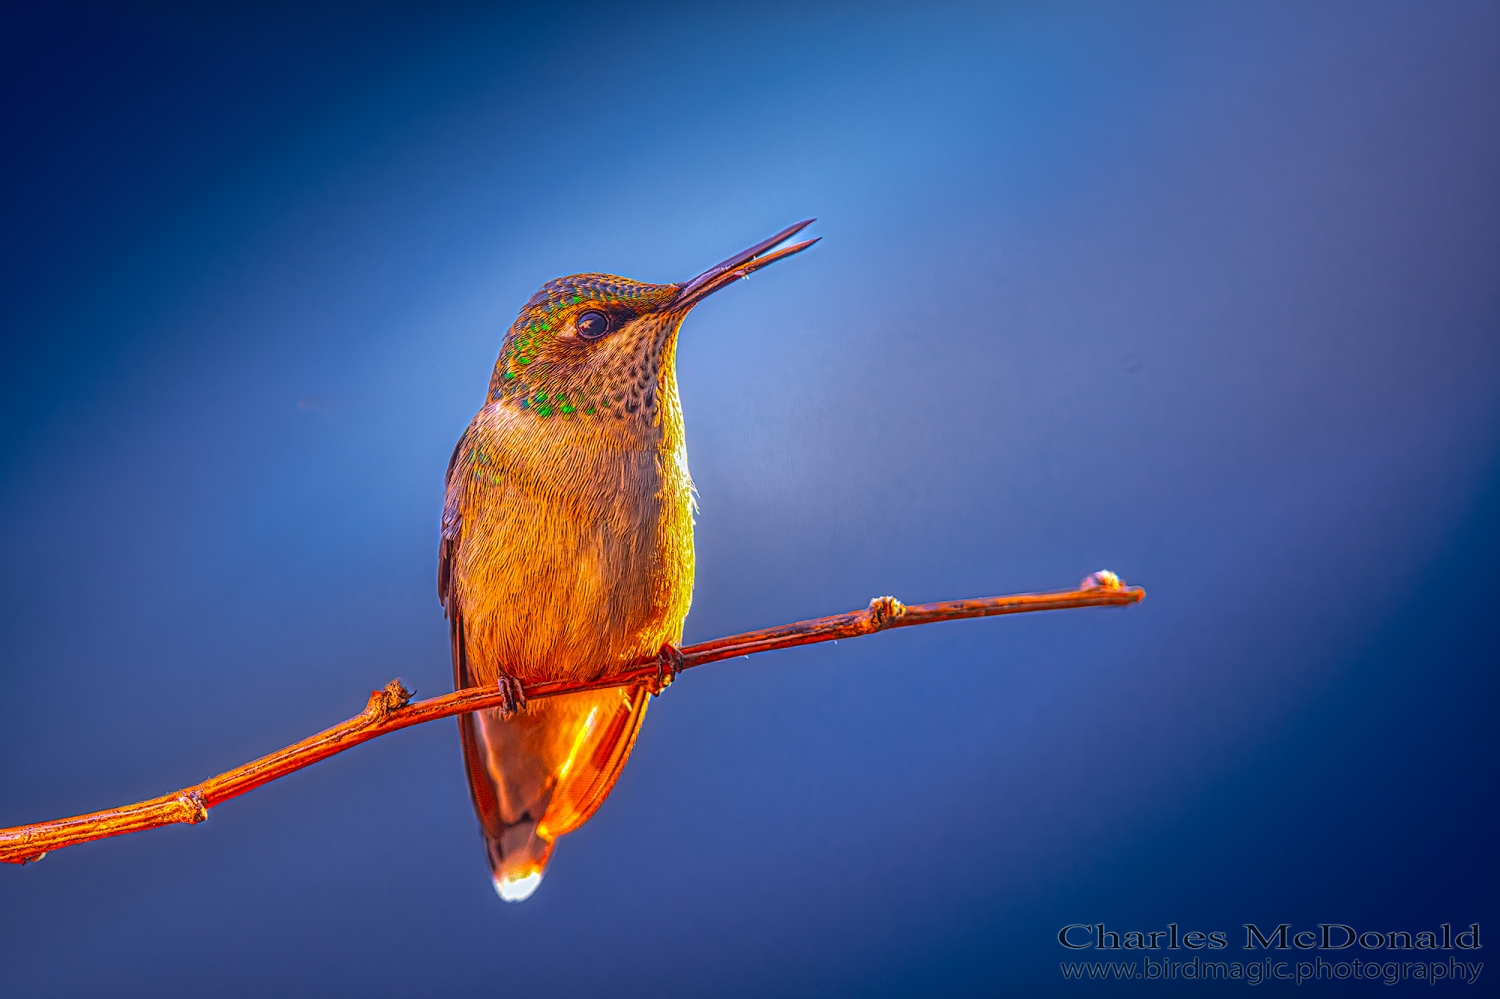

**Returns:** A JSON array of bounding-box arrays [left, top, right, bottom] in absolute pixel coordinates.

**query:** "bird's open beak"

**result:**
[[673, 220, 819, 309]]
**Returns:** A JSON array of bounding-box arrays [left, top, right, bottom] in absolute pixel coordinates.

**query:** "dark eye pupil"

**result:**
[[576, 311, 609, 340]]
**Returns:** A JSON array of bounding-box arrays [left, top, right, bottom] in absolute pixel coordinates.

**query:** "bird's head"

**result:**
[[486, 221, 817, 435]]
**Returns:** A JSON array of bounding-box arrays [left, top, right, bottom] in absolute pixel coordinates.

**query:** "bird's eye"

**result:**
[[575, 311, 610, 341]]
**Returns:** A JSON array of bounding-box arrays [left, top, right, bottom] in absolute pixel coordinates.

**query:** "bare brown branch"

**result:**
[[0, 573, 1143, 865]]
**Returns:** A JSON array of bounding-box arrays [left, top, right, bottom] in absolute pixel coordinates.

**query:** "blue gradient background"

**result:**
[[2, 3, 1497, 995]]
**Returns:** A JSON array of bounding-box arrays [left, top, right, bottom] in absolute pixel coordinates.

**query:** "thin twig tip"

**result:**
[[1079, 570, 1145, 603]]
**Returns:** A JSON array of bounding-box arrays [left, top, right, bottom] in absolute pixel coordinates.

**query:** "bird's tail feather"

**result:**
[[458, 685, 650, 901]]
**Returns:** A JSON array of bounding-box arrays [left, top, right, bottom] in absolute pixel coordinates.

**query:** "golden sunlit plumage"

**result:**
[[439, 223, 818, 899]]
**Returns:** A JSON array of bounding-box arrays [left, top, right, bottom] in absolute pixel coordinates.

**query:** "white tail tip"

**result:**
[[493, 870, 543, 902]]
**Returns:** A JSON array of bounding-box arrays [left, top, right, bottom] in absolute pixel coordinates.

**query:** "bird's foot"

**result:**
[[646, 643, 684, 697], [496, 672, 528, 718]]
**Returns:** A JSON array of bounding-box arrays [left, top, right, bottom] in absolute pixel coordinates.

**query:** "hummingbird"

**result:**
[[439, 221, 818, 901]]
